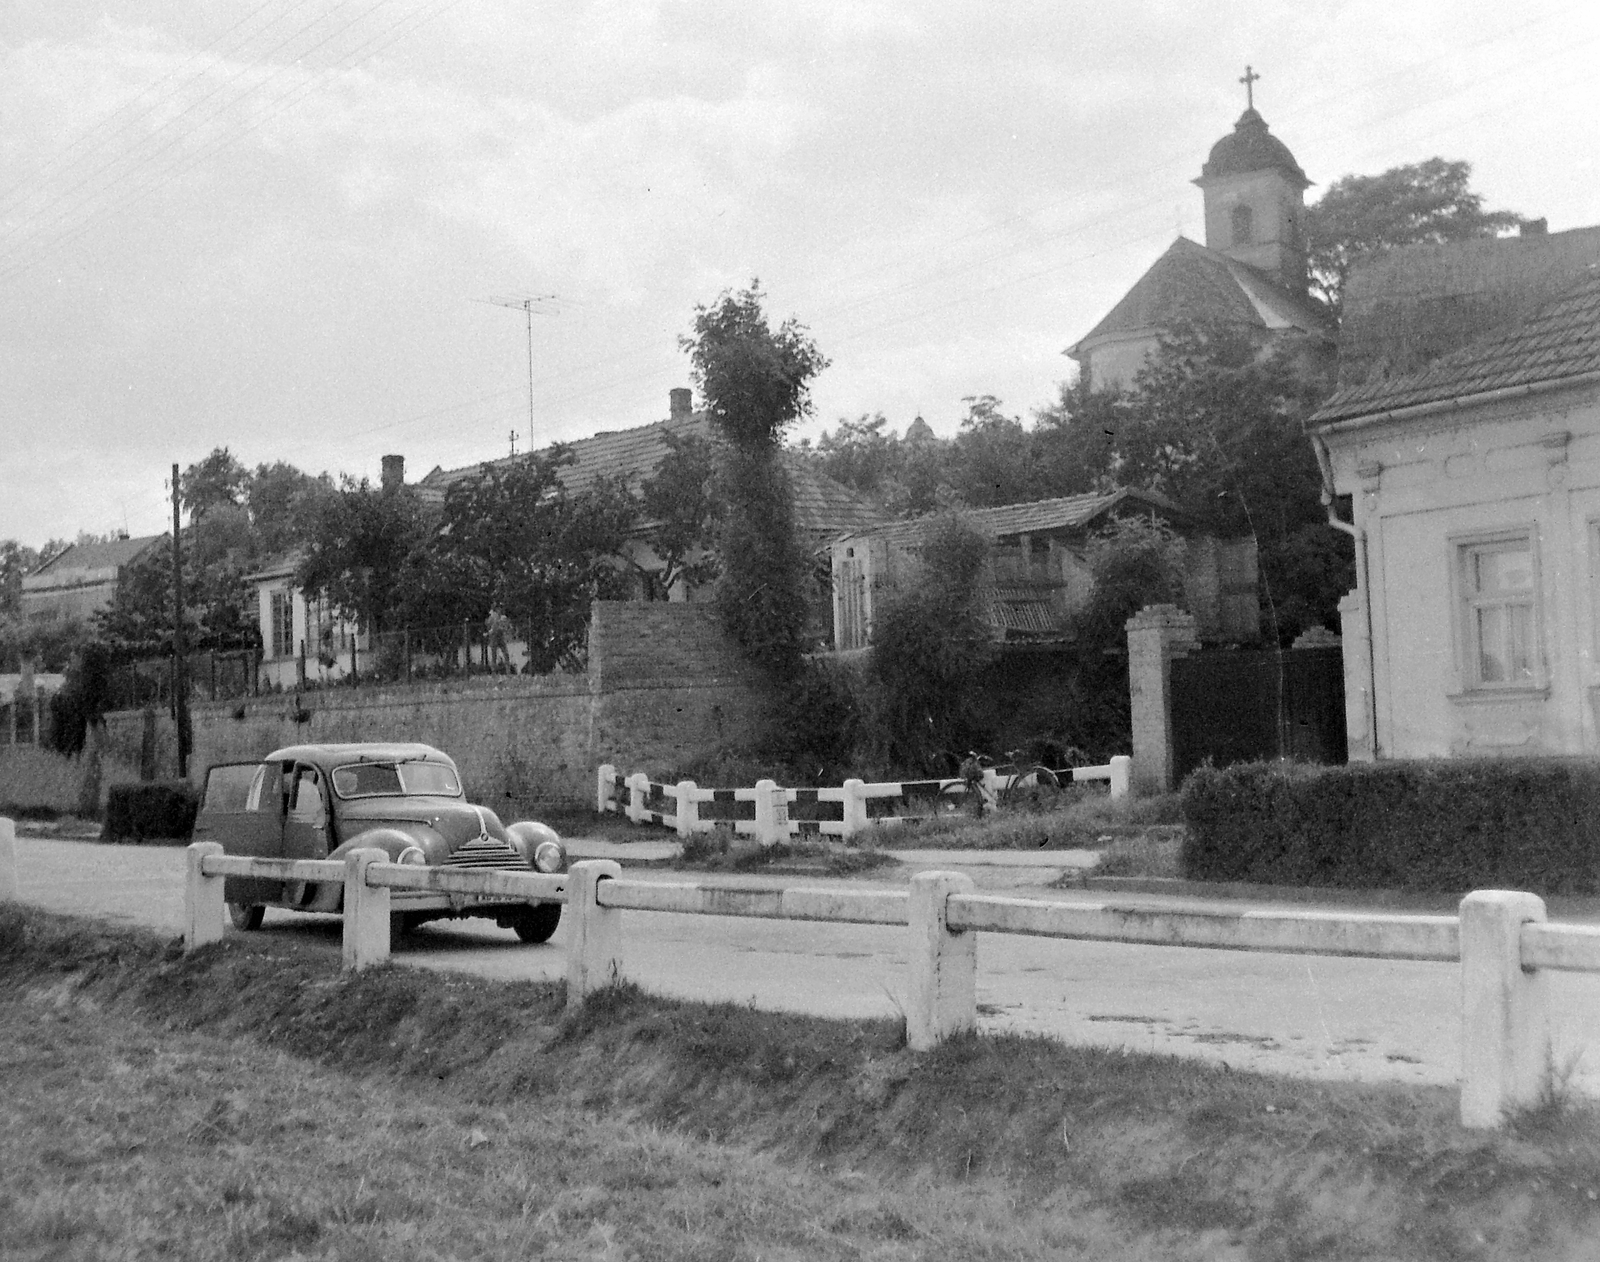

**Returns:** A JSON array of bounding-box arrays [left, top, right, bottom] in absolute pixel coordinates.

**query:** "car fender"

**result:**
[[308, 826, 435, 913], [506, 820, 567, 873]]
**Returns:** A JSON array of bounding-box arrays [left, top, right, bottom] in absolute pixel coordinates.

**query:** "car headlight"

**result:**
[[533, 839, 565, 873], [398, 846, 428, 866]]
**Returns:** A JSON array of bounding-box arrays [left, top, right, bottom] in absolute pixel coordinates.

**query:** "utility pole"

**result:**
[[171, 464, 189, 779], [483, 293, 561, 449]]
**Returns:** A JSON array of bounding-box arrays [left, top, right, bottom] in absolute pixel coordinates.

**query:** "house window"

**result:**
[[1231, 204, 1254, 246], [1458, 536, 1537, 686], [270, 590, 294, 660]]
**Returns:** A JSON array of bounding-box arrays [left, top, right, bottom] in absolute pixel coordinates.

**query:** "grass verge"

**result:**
[[5, 904, 1600, 1259]]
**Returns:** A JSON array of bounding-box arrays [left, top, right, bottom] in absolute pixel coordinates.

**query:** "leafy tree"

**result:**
[[403, 448, 637, 671], [867, 511, 996, 773], [682, 283, 827, 673], [295, 476, 429, 635], [1306, 158, 1526, 316], [247, 462, 337, 557], [180, 448, 250, 521], [0, 540, 39, 615], [633, 430, 720, 599], [1042, 318, 1352, 644], [0, 610, 89, 672]]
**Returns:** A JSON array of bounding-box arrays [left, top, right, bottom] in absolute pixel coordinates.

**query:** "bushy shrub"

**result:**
[[103, 780, 199, 843], [1182, 758, 1600, 895], [762, 656, 867, 784], [867, 511, 995, 775]]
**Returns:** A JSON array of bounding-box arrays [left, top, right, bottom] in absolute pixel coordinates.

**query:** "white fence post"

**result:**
[[906, 870, 977, 1052], [753, 779, 784, 846], [184, 841, 226, 953], [1459, 889, 1550, 1129], [841, 779, 867, 840], [0, 817, 16, 901], [567, 859, 623, 1007], [597, 764, 616, 813], [342, 847, 391, 972], [1109, 755, 1132, 801], [675, 780, 699, 839], [626, 773, 649, 824]]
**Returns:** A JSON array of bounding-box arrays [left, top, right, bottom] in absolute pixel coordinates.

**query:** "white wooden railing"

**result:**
[[152, 834, 1600, 1131], [596, 757, 1132, 844]]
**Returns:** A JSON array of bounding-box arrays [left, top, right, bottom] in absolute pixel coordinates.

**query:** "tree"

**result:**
[[867, 511, 996, 773], [180, 448, 250, 521], [681, 282, 828, 673], [247, 461, 336, 557], [1043, 318, 1352, 644], [295, 476, 429, 635], [0, 540, 39, 615], [633, 430, 720, 599], [409, 448, 636, 670], [1306, 158, 1526, 316]]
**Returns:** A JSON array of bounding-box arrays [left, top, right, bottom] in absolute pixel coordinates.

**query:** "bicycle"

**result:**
[[940, 750, 1062, 816]]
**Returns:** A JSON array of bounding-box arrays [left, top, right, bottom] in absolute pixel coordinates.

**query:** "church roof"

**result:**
[[1198, 108, 1309, 188], [1066, 236, 1331, 359], [1311, 264, 1600, 427]]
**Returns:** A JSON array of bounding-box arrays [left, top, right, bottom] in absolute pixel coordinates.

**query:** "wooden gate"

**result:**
[[1170, 645, 1346, 781]]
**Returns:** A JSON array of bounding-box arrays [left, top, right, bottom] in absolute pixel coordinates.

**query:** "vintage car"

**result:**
[[192, 742, 567, 942]]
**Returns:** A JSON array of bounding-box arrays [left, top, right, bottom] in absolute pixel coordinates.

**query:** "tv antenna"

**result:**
[[479, 292, 563, 449]]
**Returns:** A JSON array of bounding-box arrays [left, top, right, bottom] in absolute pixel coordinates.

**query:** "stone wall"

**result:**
[[103, 602, 771, 811]]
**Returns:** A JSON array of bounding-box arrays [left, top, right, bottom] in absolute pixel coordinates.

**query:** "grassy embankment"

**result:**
[[549, 785, 1185, 878], [5, 903, 1600, 1261]]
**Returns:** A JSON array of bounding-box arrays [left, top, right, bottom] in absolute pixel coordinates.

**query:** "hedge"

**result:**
[[1181, 758, 1600, 895], [103, 781, 200, 844]]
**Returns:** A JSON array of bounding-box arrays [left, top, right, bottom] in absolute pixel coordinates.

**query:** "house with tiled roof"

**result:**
[[1308, 237, 1600, 761], [1067, 104, 1334, 392], [20, 534, 163, 623], [830, 488, 1258, 651]]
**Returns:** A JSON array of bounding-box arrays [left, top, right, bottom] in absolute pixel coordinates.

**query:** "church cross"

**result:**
[[1239, 65, 1260, 109]]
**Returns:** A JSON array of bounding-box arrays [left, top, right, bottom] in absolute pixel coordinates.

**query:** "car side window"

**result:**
[[288, 767, 327, 828], [244, 763, 284, 813]]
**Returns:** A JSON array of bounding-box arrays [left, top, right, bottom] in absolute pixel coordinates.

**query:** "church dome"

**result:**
[[1199, 108, 1308, 187]]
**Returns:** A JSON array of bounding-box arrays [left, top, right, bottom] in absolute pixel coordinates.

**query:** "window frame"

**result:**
[[1451, 526, 1544, 692]]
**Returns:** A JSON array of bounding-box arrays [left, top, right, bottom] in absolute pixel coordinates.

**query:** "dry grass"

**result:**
[[876, 786, 1185, 852], [6, 904, 1600, 1260]]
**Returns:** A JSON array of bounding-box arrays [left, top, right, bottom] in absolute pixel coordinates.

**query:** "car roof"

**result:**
[[265, 742, 456, 770]]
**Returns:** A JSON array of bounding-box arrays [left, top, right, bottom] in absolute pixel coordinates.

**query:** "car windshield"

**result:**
[[331, 759, 461, 799]]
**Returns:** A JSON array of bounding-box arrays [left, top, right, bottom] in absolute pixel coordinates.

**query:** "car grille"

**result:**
[[444, 835, 524, 869]]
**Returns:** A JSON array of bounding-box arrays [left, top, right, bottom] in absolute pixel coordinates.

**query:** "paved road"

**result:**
[[12, 835, 1600, 1098]]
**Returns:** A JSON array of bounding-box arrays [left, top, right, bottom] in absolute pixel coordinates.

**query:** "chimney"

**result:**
[[1521, 218, 1549, 237], [669, 388, 692, 421], [381, 454, 405, 492]]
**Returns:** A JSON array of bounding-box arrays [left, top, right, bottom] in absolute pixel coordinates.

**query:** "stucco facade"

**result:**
[[1312, 261, 1600, 761]]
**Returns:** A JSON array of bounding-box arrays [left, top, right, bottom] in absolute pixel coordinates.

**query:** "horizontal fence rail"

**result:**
[[596, 757, 1132, 844], [162, 832, 1600, 1133]]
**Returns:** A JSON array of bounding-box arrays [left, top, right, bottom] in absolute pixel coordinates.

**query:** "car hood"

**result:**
[[340, 798, 507, 851]]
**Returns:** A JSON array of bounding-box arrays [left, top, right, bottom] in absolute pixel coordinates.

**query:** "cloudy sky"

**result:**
[[3, 0, 1598, 548]]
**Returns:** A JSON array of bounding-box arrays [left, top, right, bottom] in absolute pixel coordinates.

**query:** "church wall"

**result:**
[[1200, 168, 1304, 286]]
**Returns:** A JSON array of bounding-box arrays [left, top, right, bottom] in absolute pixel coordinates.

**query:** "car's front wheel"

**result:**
[[228, 903, 265, 931], [508, 902, 561, 944]]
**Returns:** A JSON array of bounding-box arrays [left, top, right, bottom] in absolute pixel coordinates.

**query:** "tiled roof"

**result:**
[[841, 487, 1184, 551], [420, 413, 886, 543], [24, 534, 162, 582], [1312, 266, 1600, 426], [985, 587, 1069, 638], [1067, 237, 1331, 357], [1333, 225, 1600, 390]]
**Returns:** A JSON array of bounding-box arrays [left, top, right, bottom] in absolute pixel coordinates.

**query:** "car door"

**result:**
[[193, 761, 285, 907], [283, 764, 332, 860]]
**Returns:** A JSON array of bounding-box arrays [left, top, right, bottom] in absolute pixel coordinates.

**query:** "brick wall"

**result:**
[[106, 602, 772, 812]]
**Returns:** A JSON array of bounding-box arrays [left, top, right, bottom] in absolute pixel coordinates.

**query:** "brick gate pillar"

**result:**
[[1125, 604, 1198, 796]]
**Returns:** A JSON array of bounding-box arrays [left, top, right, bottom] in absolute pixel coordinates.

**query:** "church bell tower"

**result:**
[[1193, 67, 1310, 293]]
